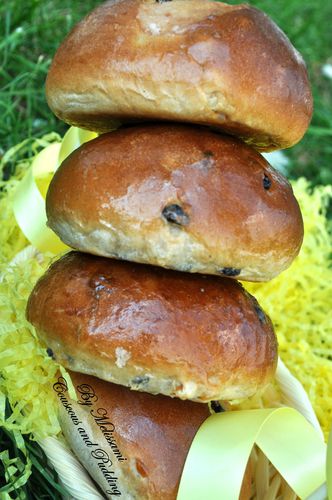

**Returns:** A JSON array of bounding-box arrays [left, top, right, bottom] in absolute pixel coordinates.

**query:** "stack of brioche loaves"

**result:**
[[26, 0, 312, 498]]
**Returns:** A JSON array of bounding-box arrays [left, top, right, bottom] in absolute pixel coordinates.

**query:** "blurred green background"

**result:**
[[1, 0, 332, 185]]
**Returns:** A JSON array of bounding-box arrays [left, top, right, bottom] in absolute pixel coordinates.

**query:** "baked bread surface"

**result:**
[[46, 124, 304, 282], [27, 252, 278, 402], [56, 371, 210, 499], [45, 0, 313, 151], [56, 371, 251, 499]]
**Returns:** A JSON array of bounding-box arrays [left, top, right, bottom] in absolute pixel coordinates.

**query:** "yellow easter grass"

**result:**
[[244, 178, 332, 439]]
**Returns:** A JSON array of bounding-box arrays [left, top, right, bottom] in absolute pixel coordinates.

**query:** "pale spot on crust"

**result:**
[[148, 22, 161, 35], [179, 381, 198, 399], [115, 347, 131, 368]]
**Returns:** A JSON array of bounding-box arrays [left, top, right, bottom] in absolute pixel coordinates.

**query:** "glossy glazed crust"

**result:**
[[27, 252, 278, 401], [46, 124, 304, 282], [58, 371, 210, 499], [58, 372, 250, 499], [45, 0, 312, 151]]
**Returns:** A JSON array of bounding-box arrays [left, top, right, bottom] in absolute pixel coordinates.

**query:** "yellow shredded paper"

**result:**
[[0, 137, 61, 440], [245, 178, 332, 439], [0, 137, 331, 442], [0, 255, 60, 440]]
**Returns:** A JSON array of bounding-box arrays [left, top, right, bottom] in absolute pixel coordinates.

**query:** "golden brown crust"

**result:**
[[27, 252, 278, 402], [46, 124, 303, 282], [56, 371, 210, 499], [46, 0, 312, 151], [56, 371, 250, 499]]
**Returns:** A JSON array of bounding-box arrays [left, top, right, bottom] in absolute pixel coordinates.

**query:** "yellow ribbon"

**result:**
[[12, 143, 66, 254], [177, 408, 326, 500], [58, 126, 97, 165], [12, 127, 97, 254]]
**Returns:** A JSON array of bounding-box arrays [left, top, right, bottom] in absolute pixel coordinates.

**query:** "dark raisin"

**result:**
[[203, 150, 214, 158], [220, 267, 241, 277], [254, 304, 266, 323], [162, 204, 189, 226], [131, 376, 150, 386], [156, 0, 172, 2], [2, 162, 15, 181], [46, 348, 55, 359], [211, 401, 225, 413], [263, 173, 271, 190]]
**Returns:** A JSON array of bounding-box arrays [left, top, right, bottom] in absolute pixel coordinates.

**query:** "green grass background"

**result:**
[[1, 0, 332, 185]]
